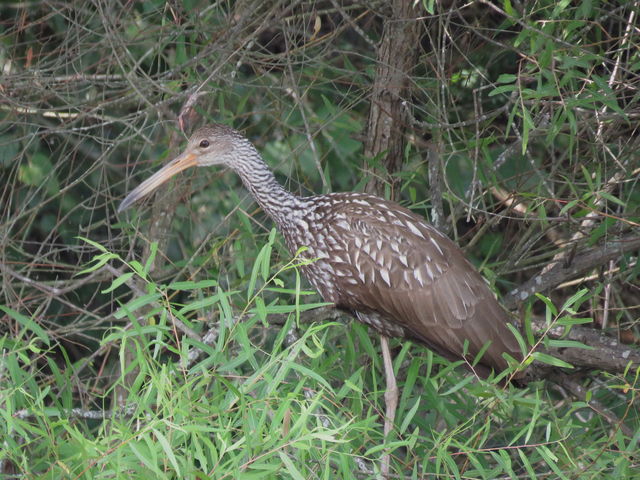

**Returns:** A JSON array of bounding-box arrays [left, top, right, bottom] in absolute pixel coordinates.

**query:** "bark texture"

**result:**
[[363, 0, 421, 197]]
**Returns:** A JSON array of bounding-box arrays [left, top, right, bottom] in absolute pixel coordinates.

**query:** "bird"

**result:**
[[118, 123, 523, 473]]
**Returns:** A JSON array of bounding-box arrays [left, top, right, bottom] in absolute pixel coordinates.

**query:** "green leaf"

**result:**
[[521, 106, 533, 154], [546, 339, 594, 350], [472, 340, 493, 366], [254, 296, 267, 324], [559, 198, 580, 215], [581, 164, 594, 191], [129, 440, 162, 475], [129, 260, 145, 277], [556, 316, 593, 327], [261, 229, 277, 281], [497, 75, 516, 86], [179, 293, 221, 314], [489, 84, 517, 97], [76, 252, 118, 275], [599, 191, 626, 208], [523, 304, 535, 346], [539, 445, 569, 479], [561, 288, 589, 313], [399, 397, 421, 434], [248, 233, 276, 300], [289, 363, 332, 391], [18, 152, 59, 194], [278, 449, 305, 480], [144, 242, 158, 274], [535, 293, 558, 317], [442, 375, 474, 395], [0, 306, 51, 346], [422, 0, 436, 15], [507, 323, 527, 356], [76, 236, 108, 253], [101, 272, 134, 293], [532, 352, 574, 369], [153, 428, 181, 475], [167, 279, 218, 290], [114, 292, 161, 319]]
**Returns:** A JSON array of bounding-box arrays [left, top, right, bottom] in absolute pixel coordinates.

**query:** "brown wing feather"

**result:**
[[307, 194, 522, 374]]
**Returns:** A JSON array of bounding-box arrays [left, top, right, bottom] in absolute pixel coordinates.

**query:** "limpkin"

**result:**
[[118, 124, 523, 472]]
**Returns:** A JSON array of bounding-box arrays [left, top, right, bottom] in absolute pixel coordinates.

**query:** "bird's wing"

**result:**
[[320, 196, 521, 371]]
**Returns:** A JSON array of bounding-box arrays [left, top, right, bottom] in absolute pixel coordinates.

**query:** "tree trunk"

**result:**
[[363, 0, 421, 198]]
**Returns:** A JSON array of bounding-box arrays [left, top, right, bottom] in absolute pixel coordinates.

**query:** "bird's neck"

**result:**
[[233, 152, 301, 229]]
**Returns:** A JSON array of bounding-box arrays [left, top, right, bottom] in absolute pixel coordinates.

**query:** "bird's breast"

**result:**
[[278, 193, 452, 307], [279, 213, 355, 304], [282, 233, 347, 304]]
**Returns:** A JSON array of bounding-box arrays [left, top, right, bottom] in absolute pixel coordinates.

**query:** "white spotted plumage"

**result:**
[[130, 124, 523, 376]]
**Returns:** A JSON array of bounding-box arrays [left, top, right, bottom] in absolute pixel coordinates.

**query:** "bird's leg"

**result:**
[[380, 334, 398, 478]]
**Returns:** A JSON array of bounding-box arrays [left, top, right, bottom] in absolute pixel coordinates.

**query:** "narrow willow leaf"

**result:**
[[76, 236, 108, 253], [101, 272, 134, 293], [472, 340, 492, 366], [144, 242, 158, 275], [561, 288, 589, 313], [599, 191, 626, 207], [581, 164, 594, 191], [264, 287, 315, 295], [399, 397, 421, 434], [524, 389, 541, 444], [249, 302, 331, 315], [524, 304, 535, 346], [535, 293, 558, 317], [248, 240, 271, 299], [129, 260, 145, 276], [559, 198, 580, 215], [153, 428, 181, 476], [556, 316, 593, 327], [129, 441, 161, 475], [546, 339, 594, 350], [521, 106, 533, 154], [0, 306, 51, 346], [167, 279, 218, 290], [539, 445, 568, 479], [179, 293, 221, 314], [255, 296, 267, 323], [497, 73, 517, 84], [76, 253, 118, 275], [489, 84, 517, 97], [507, 323, 527, 354], [278, 450, 306, 480], [114, 292, 161, 319], [261, 228, 277, 281], [290, 363, 332, 391], [532, 351, 574, 369], [442, 375, 474, 395]]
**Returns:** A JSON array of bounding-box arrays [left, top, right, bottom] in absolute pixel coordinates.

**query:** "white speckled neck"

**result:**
[[231, 142, 303, 229]]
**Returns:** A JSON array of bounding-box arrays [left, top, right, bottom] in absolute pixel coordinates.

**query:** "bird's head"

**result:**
[[117, 124, 249, 212]]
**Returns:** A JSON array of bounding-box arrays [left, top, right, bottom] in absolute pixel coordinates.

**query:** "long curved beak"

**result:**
[[118, 152, 197, 212]]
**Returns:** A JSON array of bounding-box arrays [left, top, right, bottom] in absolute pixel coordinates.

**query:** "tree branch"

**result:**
[[504, 234, 640, 310]]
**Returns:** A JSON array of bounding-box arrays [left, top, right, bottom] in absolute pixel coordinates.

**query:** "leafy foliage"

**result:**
[[1, 1, 639, 478]]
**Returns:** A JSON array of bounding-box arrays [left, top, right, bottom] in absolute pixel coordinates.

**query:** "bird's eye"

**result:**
[[199, 139, 210, 148]]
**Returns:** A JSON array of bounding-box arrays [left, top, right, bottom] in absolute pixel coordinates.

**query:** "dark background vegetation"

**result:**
[[1, 1, 639, 478]]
